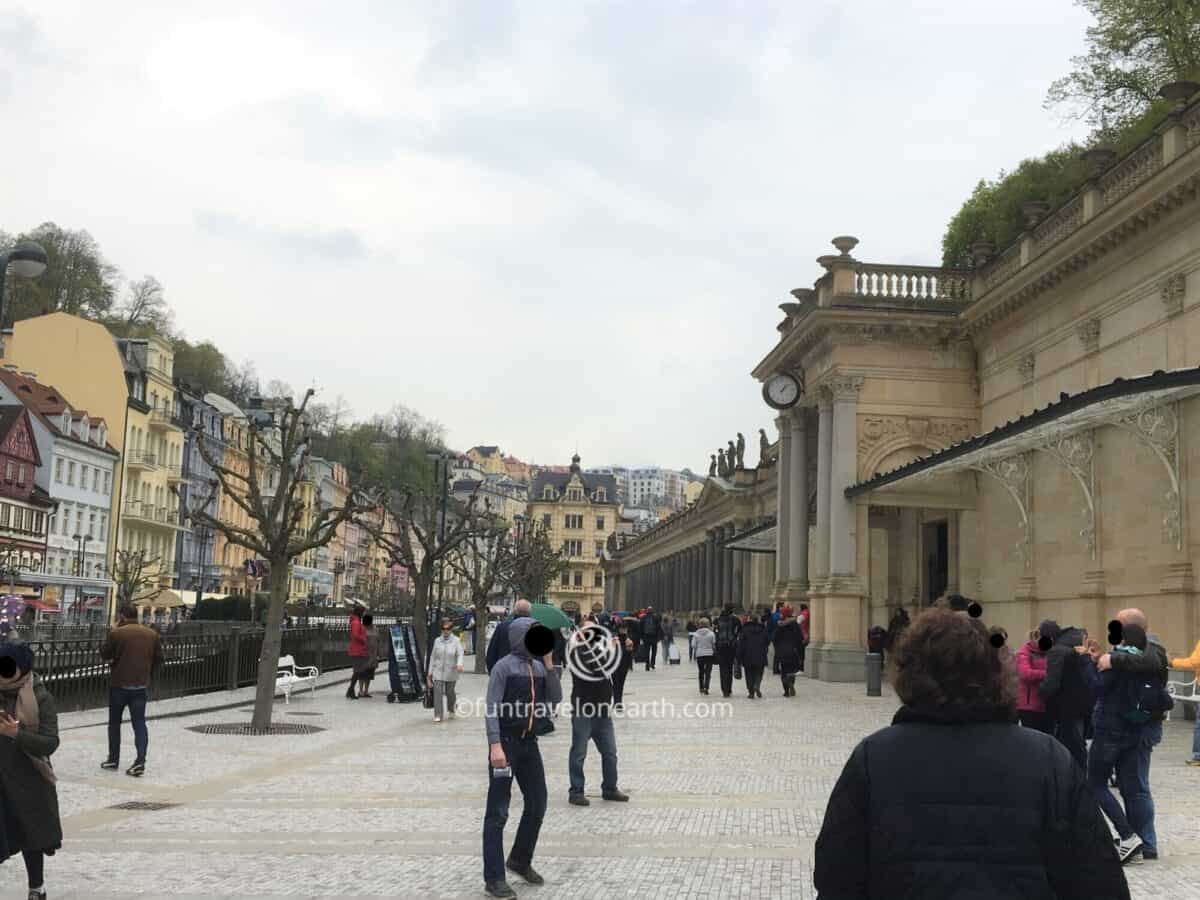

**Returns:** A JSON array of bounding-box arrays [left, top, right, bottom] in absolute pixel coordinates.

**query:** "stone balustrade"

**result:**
[[1031, 194, 1084, 257], [851, 263, 972, 302], [1100, 138, 1163, 206]]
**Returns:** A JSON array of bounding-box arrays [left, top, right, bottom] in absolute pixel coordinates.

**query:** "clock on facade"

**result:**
[[762, 372, 802, 410]]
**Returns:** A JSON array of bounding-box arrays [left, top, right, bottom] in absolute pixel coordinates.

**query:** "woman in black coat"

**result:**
[[0, 642, 61, 900], [735, 615, 770, 700], [814, 608, 1129, 900], [772, 607, 803, 697]]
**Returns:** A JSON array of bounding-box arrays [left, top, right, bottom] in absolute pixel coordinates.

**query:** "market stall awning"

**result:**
[[722, 519, 777, 554], [846, 367, 1200, 497], [133, 589, 185, 609]]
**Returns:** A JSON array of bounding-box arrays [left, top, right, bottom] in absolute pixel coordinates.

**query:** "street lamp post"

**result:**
[[0, 242, 48, 337]]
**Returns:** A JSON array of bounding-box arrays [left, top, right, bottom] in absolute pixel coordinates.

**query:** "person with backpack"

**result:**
[[1093, 608, 1172, 861], [640, 607, 661, 671], [736, 613, 769, 699], [1038, 625, 1097, 769], [714, 605, 741, 698], [1088, 622, 1172, 864]]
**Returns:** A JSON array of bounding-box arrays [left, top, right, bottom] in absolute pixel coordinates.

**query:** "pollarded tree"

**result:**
[[367, 480, 484, 664], [111, 549, 164, 610], [182, 388, 376, 729], [445, 506, 512, 674]]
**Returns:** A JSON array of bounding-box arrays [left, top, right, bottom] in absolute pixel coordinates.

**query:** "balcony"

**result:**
[[122, 500, 184, 530], [149, 407, 182, 433], [124, 451, 158, 472], [164, 463, 184, 484]]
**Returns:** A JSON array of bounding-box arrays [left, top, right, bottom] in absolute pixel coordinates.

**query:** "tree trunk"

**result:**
[[250, 556, 289, 731], [412, 571, 432, 666], [474, 594, 489, 674]]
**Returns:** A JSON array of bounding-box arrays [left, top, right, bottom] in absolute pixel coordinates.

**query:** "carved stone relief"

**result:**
[[1162, 272, 1186, 318]]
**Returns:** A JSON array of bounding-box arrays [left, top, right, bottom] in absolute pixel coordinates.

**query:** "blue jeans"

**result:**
[[568, 713, 618, 796], [1087, 722, 1160, 851], [483, 736, 547, 884], [1193, 715, 1200, 760], [107, 687, 148, 764]]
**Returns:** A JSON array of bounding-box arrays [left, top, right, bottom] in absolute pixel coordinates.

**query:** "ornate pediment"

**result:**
[[858, 414, 976, 480]]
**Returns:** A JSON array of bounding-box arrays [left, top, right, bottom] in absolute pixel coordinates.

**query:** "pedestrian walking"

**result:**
[[99, 604, 162, 777], [797, 603, 810, 672], [1039, 625, 1098, 769], [1091, 608, 1172, 862], [772, 606, 803, 696], [686, 617, 697, 661], [346, 605, 368, 700], [736, 612, 769, 699], [356, 614, 380, 698], [640, 606, 660, 671], [0, 642, 61, 900], [814, 607, 1129, 900], [660, 615, 674, 664], [714, 605, 740, 698], [883, 606, 909, 653], [1171, 637, 1200, 766], [566, 626, 629, 807], [611, 619, 633, 707], [430, 618, 464, 723], [482, 619, 561, 899], [463, 609, 476, 655], [692, 617, 716, 694], [1016, 620, 1057, 733]]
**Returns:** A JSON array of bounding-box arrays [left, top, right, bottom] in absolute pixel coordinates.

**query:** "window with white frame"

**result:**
[[55, 459, 63, 483]]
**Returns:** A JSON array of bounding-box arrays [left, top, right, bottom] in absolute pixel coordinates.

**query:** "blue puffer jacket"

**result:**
[[484, 617, 562, 745]]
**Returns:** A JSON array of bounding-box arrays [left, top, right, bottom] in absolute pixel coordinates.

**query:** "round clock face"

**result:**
[[763, 373, 801, 409]]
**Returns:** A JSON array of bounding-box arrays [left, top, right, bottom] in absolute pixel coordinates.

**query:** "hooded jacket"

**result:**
[[1038, 627, 1097, 719], [692, 627, 716, 659], [484, 617, 562, 745], [1015, 641, 1049, 713], [773, 617, 803, 675], [814, 705, 1130, 900]]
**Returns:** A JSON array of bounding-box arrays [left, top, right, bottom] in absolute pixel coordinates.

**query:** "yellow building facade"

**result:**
[[526, 455, 618, 614]]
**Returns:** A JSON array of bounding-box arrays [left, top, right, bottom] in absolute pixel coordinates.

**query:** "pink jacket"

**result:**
[[1015, 640, 1048, 712]]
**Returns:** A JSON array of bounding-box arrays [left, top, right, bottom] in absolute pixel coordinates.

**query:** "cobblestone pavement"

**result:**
[[17, 642, 1200, 898]]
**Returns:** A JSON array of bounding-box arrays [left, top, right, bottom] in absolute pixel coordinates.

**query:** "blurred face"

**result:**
[[440, 620, 452, 635]]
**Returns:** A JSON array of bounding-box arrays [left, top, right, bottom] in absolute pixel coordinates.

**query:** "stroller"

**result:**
[[385, 622, 426, 703]]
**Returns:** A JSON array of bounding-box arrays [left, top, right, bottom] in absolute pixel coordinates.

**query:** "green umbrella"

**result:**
[[529, 602, 573, 631]]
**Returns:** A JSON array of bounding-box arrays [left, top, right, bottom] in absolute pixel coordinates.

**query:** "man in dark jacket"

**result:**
[[100, 605, 163, 778], [485, 600, 531, 674], [566, 624, 629, 807], [1091, 608, 1170, 862], [482, 617, 561, 898], [736, 615, 769, 699], [1038, 625, 1097, 769], [640, 606, 660, 671], [714, 605, 741, 698]]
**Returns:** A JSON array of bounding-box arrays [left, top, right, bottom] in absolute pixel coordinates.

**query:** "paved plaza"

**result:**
[[16, 642, 1200, 899]]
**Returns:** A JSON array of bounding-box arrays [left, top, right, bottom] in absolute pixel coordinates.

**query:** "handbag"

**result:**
[[733, 661, 743, 681], [422, 681, 434, 709]]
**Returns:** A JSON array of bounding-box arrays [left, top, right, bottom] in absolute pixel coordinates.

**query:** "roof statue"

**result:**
[[735, 432, 746, 470]]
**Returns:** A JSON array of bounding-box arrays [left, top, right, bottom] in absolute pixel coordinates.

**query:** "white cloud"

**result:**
[[3, 0, 1093, 469]]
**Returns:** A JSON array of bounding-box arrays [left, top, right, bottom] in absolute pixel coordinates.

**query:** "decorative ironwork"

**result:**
[[1036, 431, 1097, 558], [1113, 402, 1182, 550], [969, 453, 1032, 568]]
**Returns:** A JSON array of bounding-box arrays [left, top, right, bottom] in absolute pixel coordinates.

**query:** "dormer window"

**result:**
[[96, 424, 106, 446], [60, 411, 71, 432], [595, 489, 607, 502], [543, 486, 556, 500]]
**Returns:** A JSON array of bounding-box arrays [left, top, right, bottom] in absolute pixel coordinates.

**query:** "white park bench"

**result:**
[[1167, 669, 1199, 721], [275, 655, 319, 704]]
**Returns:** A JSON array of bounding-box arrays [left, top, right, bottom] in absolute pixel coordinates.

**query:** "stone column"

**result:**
[[731, 523, 744, 611], [706, 530, 718, 612], [788, 409, 809, 594], [815, 390, 834, 585], [820, 374, 866, 683], [723, 525, 736, 610], [774, 414, 792, 590]]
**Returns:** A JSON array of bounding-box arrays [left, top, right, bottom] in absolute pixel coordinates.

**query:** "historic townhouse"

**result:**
[[527, 455, 618, 615], [173, 384, 224, 603], [0, 368, 118, 614], [0, 404, 54, 598]]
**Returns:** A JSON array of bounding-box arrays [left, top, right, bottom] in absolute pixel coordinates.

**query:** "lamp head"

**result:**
[[7, 241, 48, 279]]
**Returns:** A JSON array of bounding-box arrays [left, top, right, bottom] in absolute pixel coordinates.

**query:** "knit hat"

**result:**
[[1037, 619, 1061, 641], [0, 641, 33, 676]]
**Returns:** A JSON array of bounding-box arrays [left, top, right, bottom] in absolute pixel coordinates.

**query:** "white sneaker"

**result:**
[[433, 717, 443, 723], [1116, 835, 1143, 864]]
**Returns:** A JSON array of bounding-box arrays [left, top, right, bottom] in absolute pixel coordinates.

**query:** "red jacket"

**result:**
[[349, 616, 368, 658], [1015, 640, 1048, 712], [798, 610, 810, 643]]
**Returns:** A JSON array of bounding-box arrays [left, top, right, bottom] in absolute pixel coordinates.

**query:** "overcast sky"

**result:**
[[2, 1, 1093, 471]]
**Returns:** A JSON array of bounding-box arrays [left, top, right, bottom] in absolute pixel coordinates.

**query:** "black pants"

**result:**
[[1019, 709, 1052, 733], [645, 640, 658, 670], [612, 667, 629, 704], [797, 642, 806, 673], [697, 658, 713, 692], [781, 672, 796, 693], [1054, 716, 1089, 770], [483, 735, 547, 884], [23, 850, 43, 889], [717, 646, 736, 696], [745, 665, 764, 696]]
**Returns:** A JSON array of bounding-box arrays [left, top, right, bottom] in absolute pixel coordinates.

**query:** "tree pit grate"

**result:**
[[107, 801, 179, 812], [283, 711, 324, 717], [187, 722, 325, 736]]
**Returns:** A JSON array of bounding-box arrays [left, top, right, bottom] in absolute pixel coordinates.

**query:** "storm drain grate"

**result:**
[[187, 722, 325, 736], [107, 801, 179, 812]]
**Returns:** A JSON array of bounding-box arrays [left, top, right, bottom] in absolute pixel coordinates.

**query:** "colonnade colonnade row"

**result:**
[[617, 521, 749, 614]]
